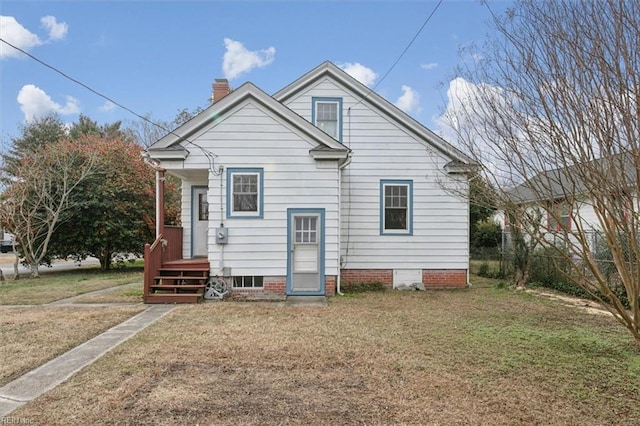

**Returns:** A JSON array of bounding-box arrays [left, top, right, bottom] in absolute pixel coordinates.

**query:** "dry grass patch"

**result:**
[[12, 289, 640, 425], [71, 282, 143, 304], [0, 269, 142, 305], [0, 305, 145, 386]]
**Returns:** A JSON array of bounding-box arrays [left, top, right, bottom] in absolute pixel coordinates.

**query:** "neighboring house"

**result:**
[[143, 61, 476, 303], [503, 155, 637, 251]]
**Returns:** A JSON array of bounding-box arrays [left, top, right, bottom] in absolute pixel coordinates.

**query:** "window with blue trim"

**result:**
[[312, 97, 342, 141], [227, 168, 264, 218], [380, 180, 413, 235]]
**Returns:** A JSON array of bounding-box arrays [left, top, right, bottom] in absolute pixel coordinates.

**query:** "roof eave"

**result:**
[[444, 160, 478, 175], [310, 148, 350, 160], [145, 148, 189, 161]]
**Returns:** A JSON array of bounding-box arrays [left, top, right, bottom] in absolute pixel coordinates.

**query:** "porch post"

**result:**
[[156, 168, 166, 238]]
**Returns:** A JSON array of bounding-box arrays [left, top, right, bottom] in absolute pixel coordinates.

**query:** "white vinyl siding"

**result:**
[[180, 100, 340, 277], [282, 77, 469, 270]]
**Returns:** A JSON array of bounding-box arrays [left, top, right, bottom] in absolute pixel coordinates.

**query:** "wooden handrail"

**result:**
[[143, 235, 164, 302]]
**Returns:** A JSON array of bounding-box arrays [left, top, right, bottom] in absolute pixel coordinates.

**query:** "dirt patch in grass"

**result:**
[[0, 305, 145, 386], [11, 290, 640, 425]]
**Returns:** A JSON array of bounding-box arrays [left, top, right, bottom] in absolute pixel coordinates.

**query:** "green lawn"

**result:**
[[0, 267, 143, 305]]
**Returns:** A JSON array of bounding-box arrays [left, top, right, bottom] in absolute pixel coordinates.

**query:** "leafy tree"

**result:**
[[443, 0, 640, 343], [469, 176, 498, 250], [1, 114, 66, 182], [68, 114, 133, 142], [50, 137, 156, 270], [0, 139, 98, 277], [472, 219, 501, 249]]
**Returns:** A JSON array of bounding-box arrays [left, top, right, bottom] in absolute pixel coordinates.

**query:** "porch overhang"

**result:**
[[145, 148, 189, 161]]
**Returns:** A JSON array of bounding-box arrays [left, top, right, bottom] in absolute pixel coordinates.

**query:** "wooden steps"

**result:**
[[145, 293, 202, 304], [144, 259, 209, 304]]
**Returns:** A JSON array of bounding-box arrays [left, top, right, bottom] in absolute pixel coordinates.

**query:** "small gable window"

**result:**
[[227, 168, 264, 218], [312, 97, 342, 141], [380, 180, 413, 235]]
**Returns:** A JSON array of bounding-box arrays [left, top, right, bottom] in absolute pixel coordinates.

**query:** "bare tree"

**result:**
[[442, 0, 640, 343], [0, 139, 97, 278]]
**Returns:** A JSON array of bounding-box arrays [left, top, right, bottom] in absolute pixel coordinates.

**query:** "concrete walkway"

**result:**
[[0, 304, 175, 417]]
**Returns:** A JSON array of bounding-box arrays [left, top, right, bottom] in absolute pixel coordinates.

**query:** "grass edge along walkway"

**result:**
[[0, 305, 175, 417]]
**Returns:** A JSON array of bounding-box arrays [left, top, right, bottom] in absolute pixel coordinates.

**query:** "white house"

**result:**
[[143, 61, 475, 303]]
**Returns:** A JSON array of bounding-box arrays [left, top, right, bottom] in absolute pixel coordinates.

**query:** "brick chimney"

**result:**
[[211, 78, 231, 103]]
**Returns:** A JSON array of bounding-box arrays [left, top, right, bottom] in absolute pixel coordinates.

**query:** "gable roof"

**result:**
[[508, 152, 637, 203], [274, 61, 476, 167], [146, 81, 349, 160]]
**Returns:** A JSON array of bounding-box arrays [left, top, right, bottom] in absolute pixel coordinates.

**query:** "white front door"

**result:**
[[192, 187, 208, 257], [287, 208, 325, 295]]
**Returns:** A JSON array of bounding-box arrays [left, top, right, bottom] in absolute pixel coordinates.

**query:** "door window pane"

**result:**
[[198, 193, 208, 221], [295, 216, 317, 244]]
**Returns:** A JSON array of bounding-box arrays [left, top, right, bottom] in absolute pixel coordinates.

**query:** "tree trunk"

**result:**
[[99, 252, 112, 270], [12, 251, 19, 280], [514, 267, 529, 289], [29, 262, 40, 278]]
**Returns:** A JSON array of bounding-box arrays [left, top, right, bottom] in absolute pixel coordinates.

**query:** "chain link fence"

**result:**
[[474, 229, 634, 305]]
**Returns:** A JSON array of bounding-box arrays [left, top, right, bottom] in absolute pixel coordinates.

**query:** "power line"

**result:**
[[0, 37, 220, 171], [352, 0, 444, 108], [1, 38, 169, 135], [373, 0, 444, 92]]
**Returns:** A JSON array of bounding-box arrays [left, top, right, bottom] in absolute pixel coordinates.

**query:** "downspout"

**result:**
[[218, 165, 225, 275], [337, 154, 353, 296]]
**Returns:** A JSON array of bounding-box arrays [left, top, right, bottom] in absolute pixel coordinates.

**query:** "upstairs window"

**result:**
[[380, 180, 413, 235], [548, 200, 571, 231], [312, 97, 342, 141], [227, 168, 264, 218]]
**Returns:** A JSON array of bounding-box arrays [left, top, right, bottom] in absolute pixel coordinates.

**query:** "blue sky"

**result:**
[[0, 0, 512, 147]]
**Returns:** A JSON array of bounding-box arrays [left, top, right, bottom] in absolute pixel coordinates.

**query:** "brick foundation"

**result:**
[[325, 276, 336, 296], [340, 269, 394, 289], [340, 268, 468, 290], [422, 269, 467, 288], [232, 275, 337, 296], [263, 276, 286, 294]]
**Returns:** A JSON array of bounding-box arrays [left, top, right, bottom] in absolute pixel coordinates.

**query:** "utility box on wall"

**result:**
[[215, 226, 228, 244]]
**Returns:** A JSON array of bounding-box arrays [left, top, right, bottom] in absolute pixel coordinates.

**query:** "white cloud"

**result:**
[[339, 62, 378, 87], [40, 16, 68, 41], [98, 100, 116, 112], [435, 77, 490, 144], [420, 62, 438, 71], [0, 15, 68, 59], [395, 85, 421, 114], [435, 77, 517, 182], [17, 84, 80, 122], [0, 16, 42, 58], [222, 38, 275, 80]]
